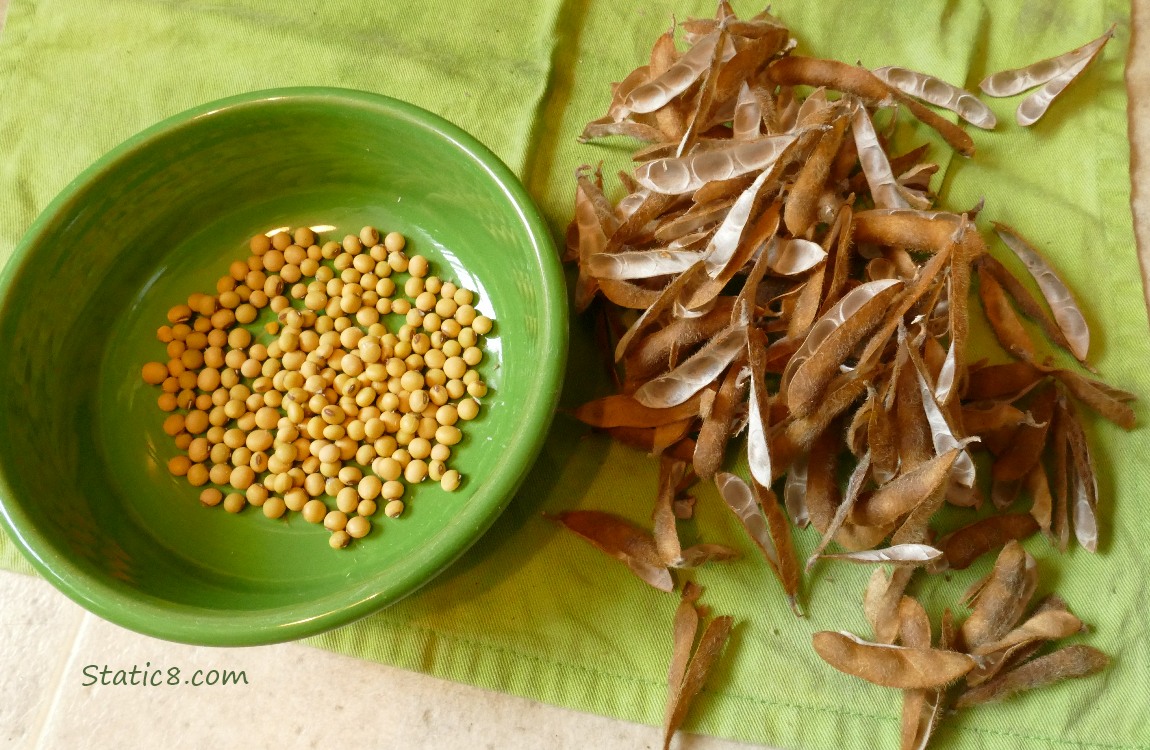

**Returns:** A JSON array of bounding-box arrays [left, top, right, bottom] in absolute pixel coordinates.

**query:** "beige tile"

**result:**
[[0, 572, 85, 750]]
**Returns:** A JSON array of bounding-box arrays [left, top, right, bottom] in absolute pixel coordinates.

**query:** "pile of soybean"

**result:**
[[560, 4, 1132, 749], [140, 225, 493, 549]]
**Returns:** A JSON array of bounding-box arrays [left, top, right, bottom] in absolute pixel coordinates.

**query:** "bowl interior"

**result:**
[[0, 89, 565, 644]]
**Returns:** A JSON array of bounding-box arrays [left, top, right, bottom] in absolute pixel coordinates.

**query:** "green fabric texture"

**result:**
[[0, 1, 1146, 748]]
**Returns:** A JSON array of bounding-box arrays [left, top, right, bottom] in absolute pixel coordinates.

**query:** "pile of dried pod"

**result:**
[[558, 4, 1129, 748]]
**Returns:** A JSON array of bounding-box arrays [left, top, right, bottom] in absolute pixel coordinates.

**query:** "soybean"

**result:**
[[143, 226, 490, 549]]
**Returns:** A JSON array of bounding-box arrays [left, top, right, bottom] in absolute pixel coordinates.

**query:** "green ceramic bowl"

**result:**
[[0, 88, 566, 645]]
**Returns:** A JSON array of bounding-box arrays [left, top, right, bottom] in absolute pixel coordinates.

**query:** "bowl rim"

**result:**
[[0, 86, 568, 645]]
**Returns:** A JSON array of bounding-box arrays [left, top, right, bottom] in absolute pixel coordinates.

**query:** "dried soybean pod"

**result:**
[[897, 596, 931, 648], [691, 172, 758, 207], [1015, 27, 1115, 126], [571, 392, 706, 429], [587, 248, 702, 281], [649, 22, 687, 142], [960, 401, 1035, 435], [1053, 368, 1136, 429], [696, 187, 779, 298], [767, 56, 975, 155], [597, 277, 664, 310], [941, 514, 1040, 570], [980, 26, 1113, 96], [992, 384, 1056, 484], [960, 541, 1034, 651], [728, 223, 777, 328], [1025, 462, 1055, 540], [833, 521, 894, 555], [772, 370, 870, 479], [812, 631, 975, 689], [819, 545, 943, 566], [769, 238, 827, 276], [868, 381, 899, 482], [977, 264, 1041, 363], [888, 88, 977, 157], [600, 64, 653, 123], [676, 543, 741, 568], [615, 261, 705, 363], [805, 421, 843, 534], [977, 252, 1073, 357], [716, 472, 782, 577], [785, 279, 904, 417], [968, 595, 1073, 685], [634, 133, 800, 194], [1050, 392, 1073, 552], [579, 165, 622, 230], [900, 595, 945, 750], [606, 190, 679, 255], [1061, 396, 1100, 552], [662, 613, 734, 750], [972, 609, 1084, 657], [865, 566, 914, 644], [888, 468, 949, 549], [851, 449, 958, 527], [851, 100, 910, 210], [666, 582, 702, 706], [993, 221, 1090, 361], [572, 175, 613, 312], [718, 474, 802, 613], [817, 204, 854, 317], [675, 24, 729, 158], [946, 218, 976, 404], [964, 361, 1046, 402], [854, 236, 953, 375], [580, 119, 665, 142], [785, 269, 826, 342], [681, 14, 785, 39], [846, 393, 873, 459], [783, 452, 810, 528], [893, 342, 933, 473], [745, 328, 773, 487], [922, 335, 948, 390], [606, 419, 696, 456], [784, 109, 850, 237], [648, 198, 709, 235], [653, 456, 687, 565], [901, 691, 942, 750], [805, 451, 871, 571], [625, 30, 722, 115], [754, 480, 804, 616], [625, 300, 736, 381], [939, 609, 956, 650], [896, 593, 935, 746], [873, 65, 996, 129], [955, 645, 1109, 709], [633, 323, 746, 408], [853, 209, 964, 253], [550, 510, 672, 592], [711, 27, 790, 107], [693, 362, 747, 480]]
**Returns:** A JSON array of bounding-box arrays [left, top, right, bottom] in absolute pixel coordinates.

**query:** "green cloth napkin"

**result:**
[[1, 1, 1146, 748]]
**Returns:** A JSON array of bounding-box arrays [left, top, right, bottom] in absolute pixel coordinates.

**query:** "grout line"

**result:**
[[23, 610, 93, 750]]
